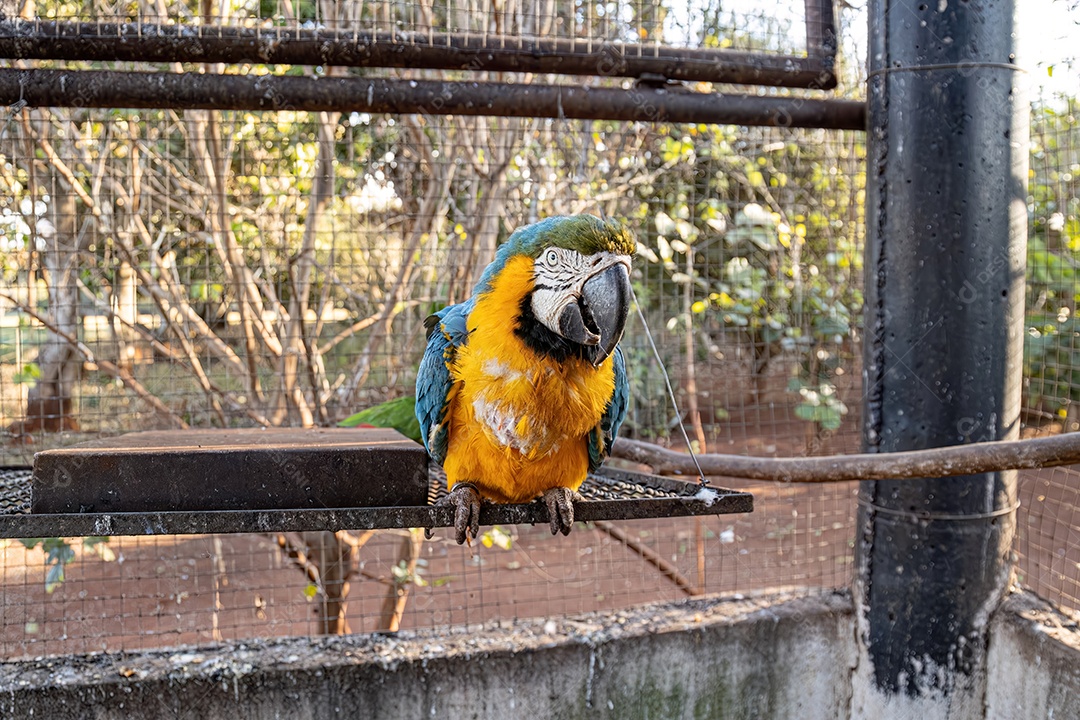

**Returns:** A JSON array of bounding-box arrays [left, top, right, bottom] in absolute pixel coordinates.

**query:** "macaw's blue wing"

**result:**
[[415, 302, 470, 466], [588, 345, 629, 472]]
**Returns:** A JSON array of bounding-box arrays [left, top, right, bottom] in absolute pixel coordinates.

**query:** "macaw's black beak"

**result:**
[[557, 263, 632, 367]]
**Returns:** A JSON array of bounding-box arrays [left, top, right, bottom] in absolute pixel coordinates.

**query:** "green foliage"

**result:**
[[391, 557, 429, 587], [1025, 98, 1080, 415], [12, 362, 40, 387], [633, 121, 864, 434], [19, 536, 113, 593], [789, 377, 848, 431], [480, 525, 513, 550], [1025, 315, 1080, 412], [705, 204, 857, 430], [338, 395, 422, 443]]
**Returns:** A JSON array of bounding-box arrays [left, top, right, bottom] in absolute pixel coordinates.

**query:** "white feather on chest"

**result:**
[[469, 358, 584, 458]]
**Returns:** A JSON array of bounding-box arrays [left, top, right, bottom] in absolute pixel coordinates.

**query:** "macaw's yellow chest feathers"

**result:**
[[445, 255, 616, 503]]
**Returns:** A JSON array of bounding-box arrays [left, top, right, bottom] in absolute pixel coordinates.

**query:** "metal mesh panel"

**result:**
[[2, 499, 858, 659], [11, 0, 1080, 663], [1015, 89, 1080, 620], [3, 0, 810, 55], [0, 110, 866, 459], [0, 103, 866, 657]]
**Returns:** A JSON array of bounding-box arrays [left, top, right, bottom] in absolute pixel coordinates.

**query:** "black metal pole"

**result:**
[[0, 18, 837, 89], [856, 0, 1027, 714], [0, 68, 866, 129]]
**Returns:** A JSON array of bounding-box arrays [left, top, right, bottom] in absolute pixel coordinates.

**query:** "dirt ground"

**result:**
[[1, 400, 1077, 660]]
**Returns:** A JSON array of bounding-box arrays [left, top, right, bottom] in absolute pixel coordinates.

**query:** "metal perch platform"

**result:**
[[0, 428, 752, 538]]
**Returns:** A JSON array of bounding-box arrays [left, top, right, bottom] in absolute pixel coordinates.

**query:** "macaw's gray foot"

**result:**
[[434, 482, 481, 545], [543, 487, 584, 536]]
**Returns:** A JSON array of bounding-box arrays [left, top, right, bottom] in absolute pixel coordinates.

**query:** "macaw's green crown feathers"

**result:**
[[523, 214, 636, 257], [473, 214, 635, 296]]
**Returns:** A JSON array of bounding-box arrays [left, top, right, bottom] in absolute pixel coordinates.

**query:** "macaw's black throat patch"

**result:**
[[515, 293, 599, 365]]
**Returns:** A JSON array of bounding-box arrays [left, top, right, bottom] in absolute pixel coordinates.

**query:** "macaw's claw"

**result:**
[[543, 487, 584, 536], [436, 482, 482, 545]]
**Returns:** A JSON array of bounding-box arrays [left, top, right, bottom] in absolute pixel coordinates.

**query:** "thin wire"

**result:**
[[857, 496, 1020, 522], [630, 287, 708, 487], [866, 62, 1026, 81]]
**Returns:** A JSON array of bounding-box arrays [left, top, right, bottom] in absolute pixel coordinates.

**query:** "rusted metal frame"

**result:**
[[0, 11, 837, 89], [805, 0, 838, 61], [0, 491, 754, 538], [0, 68, 866, 130], [803, 0, 838, 93]]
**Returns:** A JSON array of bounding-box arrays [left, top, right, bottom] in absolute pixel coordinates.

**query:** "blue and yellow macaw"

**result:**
[[415, 215, 634, 543]]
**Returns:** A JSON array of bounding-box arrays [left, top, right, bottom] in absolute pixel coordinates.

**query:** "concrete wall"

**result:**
[[2, 590, 1077, 720], [0, 592, 855, 720], [985, 592, 1080, 720]]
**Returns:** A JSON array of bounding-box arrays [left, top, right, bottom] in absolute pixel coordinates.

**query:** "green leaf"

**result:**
[[819, 410, 843, 431], [45, 562, 65, 594], [12, 363, 41, 386], [480, 526, 513, 551], [84, 536, 115, 562], [338, 396, 422, 444]]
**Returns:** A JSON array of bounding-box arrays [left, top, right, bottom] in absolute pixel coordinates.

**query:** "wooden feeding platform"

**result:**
[[0, 428, 753, 538]]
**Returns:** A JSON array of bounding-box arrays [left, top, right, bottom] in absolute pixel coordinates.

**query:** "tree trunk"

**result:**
[[14, 190, 82, 436]]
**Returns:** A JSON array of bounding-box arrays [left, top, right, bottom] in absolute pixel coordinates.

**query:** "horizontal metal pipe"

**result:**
[[0, 19, 837, 89], [0, 68, 866, 129]]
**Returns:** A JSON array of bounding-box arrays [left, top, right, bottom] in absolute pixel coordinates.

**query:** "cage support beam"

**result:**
[[0, 18, 837, 89], [0, 68, 865, 129], [0, 490, 753, 538], [804, 0, 838, 62], [0, 464, 753, 538], [856, 0, 1027, 716]]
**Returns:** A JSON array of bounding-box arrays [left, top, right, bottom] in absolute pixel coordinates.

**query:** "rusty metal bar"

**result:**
[[0, 489, 753, 537], [0, 467, 753, 538], [0, 68, 866, 129], [0, 18, 836, 89]]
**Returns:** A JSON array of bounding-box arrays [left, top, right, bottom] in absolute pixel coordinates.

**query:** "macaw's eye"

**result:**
[[544, 249, 559, 266]]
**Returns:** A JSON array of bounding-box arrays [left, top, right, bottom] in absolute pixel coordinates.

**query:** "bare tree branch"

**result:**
[[276, 531, 352, 635], [74, 279, 273, 427], [593, 520, 701, 597], [377, 528, 425, 633], [0, 293, 189, 429], [612, 433, 1080, 483], [342, 121, 456, 404]]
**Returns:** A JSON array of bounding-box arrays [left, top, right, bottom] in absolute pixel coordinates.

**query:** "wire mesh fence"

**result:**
[[0, 111, 865, 452], [1014, 89, 1080, 622], [2, 486, 858, 658], [1, 0, 814, 55], [0, 0, 1076, 663], [0, 101, 866, 658]]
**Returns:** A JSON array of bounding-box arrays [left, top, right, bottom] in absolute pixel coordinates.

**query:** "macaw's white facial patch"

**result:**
[[530, 248, 633, 338]]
